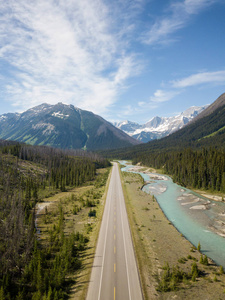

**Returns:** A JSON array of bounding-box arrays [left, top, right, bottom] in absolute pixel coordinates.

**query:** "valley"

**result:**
[[121, 165, 225, 299], [1, 1, 225, 299], [1, 93, 225, 299]]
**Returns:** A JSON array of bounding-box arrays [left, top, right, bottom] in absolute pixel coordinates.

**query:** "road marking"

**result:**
[[114, 246, 116, 254], [119, 186, 132, 300], [114, 287, 116, 300], [114, 234, 116, 240], [97, 186, 113, 300], [114, 263, 116, 273]]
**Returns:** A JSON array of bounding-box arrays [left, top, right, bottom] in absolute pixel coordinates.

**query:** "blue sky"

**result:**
[[0, 0, 225, 124]]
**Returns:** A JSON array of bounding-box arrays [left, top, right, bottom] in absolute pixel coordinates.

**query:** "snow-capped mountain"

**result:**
[[113, 105, 208, 142], [0, 103, 141, 150]]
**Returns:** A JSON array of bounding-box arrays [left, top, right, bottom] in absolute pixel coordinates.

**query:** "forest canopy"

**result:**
[[0, 140, 110, 299]]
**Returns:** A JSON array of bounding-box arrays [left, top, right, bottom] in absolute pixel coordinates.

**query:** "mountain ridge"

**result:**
[[113, 105, 208, 142], [102, 93, 225, 158], [189, 92, 225, 124], [0, 103, 141, 150]]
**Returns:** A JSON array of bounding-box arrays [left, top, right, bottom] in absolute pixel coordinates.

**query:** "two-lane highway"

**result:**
[[86, 163, 143, 300]]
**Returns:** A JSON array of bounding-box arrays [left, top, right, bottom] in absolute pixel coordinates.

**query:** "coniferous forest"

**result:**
[[0, 140, 110, 299], [102, 101, 225, 194], [132, 148, 225, 192]]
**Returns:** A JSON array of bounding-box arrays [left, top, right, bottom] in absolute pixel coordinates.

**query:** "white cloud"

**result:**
[[143, 0, 219, 45], [0, 0, 143, 115], [149, 69, 225, 108], [138, 101, 146, 107], [172, 70, 225, 88], [150, 89, 180, 103]]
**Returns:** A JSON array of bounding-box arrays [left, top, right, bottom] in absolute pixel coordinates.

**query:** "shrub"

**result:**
[[88, 209, 96, 217], [157, 263, 187, 292]]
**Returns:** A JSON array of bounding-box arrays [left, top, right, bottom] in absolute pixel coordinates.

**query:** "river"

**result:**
[[120, 161, 225, 268]]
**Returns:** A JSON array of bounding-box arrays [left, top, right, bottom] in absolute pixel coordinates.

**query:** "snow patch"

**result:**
[[114, 105, 208, 142], [52, 112, 69, 119]]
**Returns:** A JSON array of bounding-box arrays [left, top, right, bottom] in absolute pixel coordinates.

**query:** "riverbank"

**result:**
[[121, 169, 225, 299], [194, 189, 225, 202], [125, 164, 225, 239]]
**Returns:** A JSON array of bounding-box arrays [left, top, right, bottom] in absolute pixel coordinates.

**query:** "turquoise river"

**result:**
[[120, 161, 225, 268]]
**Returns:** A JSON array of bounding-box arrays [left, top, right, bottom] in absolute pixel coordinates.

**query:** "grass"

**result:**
[[120, 169, 225, 300], [37, 167, 112, 300], [199, 125, 225, 140]]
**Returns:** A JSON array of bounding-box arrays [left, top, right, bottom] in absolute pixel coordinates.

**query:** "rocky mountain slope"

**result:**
[[113, 105, 208, 142], [0, 103, 140, 150], [105, 93, 225, 158]]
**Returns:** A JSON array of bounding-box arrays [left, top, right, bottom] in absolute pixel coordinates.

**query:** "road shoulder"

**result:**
[[121, 169, 225, 300]]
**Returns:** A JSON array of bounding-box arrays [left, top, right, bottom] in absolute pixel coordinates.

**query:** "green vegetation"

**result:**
[[121, 170, 225, 299], [102, 104, 225, 158], [101, 103, 225, 195], [131, 148, 225, 193], [157, 261, 200, 292], [200, 125, 225, 140], [0, 103, 138, 151], [200, 255, 208, 265], [0, 140, 110, 299]]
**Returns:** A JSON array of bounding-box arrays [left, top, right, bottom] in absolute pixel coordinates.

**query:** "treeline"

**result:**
[[0, 141, 110, 299], [133, 148, 225, 192], [100, 103, 225, 160]]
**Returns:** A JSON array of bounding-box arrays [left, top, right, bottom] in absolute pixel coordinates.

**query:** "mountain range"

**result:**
[[0, 103, 140, 151], [113, 105, 208, 142], [105, 93, 225, 158], [0, 93, 223, 152]]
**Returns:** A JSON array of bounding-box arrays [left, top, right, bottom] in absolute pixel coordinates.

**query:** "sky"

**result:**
[[0, 0, 225, 124]]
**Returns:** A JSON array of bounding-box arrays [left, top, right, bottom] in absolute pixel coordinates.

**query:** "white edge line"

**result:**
[[97, 168, 113, 300], [119, 166, 132, 300]]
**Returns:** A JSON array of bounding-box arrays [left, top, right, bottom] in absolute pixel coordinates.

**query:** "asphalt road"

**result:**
[[86, 163, 143, 300]]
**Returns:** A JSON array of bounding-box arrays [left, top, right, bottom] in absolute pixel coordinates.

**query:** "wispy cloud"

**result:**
[[142, 0, 220, 45], [150, 89, 181, 103], [172, 70, 225, 88], [0, 0, 142, 115], [149, 69, 225, 106]]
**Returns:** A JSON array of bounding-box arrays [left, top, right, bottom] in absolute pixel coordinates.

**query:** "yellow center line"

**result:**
[[114, 234, 116, 240], [114, 263, 116, 273], [114, 246, 116, 254], [114, 287, 116, 300]]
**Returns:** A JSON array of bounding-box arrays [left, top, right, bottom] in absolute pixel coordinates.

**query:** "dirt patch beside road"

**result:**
[[121, 171, 225, 300]]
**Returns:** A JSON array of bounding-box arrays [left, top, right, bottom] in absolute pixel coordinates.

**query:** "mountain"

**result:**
[[102, 93, 225, 159], [189, 92, 225, 124], [113, 105, 208, 142], [0, 103, 141, 150]]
